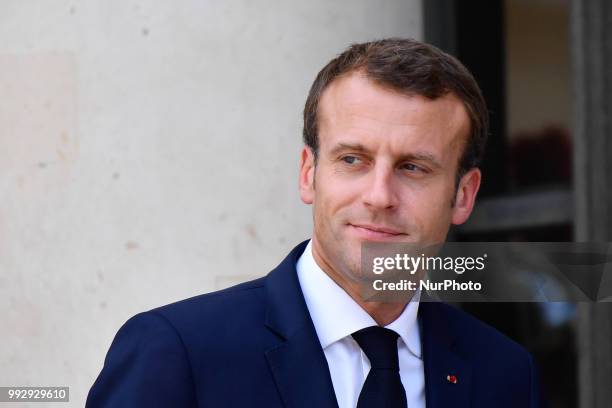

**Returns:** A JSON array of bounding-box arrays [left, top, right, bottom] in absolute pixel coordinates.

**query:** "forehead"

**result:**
[[317, 72, 471, 156]]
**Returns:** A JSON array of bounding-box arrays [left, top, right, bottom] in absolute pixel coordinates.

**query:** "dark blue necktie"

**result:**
[[352, 326, 407, 408]]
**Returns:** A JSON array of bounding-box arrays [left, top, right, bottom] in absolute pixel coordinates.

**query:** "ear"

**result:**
[[451, 168, 481, 225], [299, 146, 315, 204]]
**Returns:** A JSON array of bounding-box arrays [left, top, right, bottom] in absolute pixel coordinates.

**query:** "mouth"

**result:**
[[348, 223, 407, 240]]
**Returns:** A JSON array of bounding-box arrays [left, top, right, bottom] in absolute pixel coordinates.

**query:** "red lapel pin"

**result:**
[[446, 374, 458, 384]]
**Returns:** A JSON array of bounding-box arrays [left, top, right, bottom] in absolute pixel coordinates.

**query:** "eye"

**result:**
[[400, 163, 426, 173], [341, 155, 362, 165]]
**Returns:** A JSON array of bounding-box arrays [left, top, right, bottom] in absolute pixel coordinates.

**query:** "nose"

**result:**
[[362, 164, 399, 211]]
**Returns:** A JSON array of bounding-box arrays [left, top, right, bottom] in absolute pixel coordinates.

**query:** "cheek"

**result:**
[[314, 173, 359, 217], [404, 182, 454, 230]]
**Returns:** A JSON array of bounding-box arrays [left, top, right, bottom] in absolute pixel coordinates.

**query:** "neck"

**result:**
[[310, 239, 411, 326]]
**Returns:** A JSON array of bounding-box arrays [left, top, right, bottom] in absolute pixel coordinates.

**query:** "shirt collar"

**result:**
[[296, 239, 422, 358]]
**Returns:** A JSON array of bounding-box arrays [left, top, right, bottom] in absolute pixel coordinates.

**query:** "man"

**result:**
[[87, 38, 542, 407]]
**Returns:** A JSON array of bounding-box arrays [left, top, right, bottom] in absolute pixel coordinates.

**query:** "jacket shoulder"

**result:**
[[149, 275, 268, 330]]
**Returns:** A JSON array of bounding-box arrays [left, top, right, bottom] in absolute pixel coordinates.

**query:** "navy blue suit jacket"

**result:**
[[87, 241, 542, 407]]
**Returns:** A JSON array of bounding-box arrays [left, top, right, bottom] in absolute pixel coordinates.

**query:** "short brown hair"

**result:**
[[303, 38, 488, 180]]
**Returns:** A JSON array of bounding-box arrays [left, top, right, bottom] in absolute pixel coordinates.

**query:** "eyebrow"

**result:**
[[329, 142, 369, 157], [328, 142, 444, 169]]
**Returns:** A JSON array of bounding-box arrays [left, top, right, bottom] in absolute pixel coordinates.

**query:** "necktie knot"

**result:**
[[352, 326, 400, 370]]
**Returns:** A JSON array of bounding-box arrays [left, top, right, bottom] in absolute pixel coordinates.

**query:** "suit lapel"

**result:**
[[420, 302, 473, 408], [264, 241, 339, 408], [265, 326, 339, 408]]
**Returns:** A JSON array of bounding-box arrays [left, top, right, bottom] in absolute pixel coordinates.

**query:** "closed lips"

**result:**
[[350, 224, 405, 235]]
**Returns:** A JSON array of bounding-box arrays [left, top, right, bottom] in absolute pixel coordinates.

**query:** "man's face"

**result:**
[[299, 72, 481, 283]]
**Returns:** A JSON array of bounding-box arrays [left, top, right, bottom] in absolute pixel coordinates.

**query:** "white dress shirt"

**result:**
[[296, 240, 425, 408]]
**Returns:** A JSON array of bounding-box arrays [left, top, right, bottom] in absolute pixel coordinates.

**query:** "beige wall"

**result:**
[[0, 1, 422, 406]]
